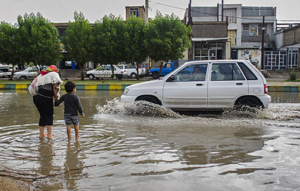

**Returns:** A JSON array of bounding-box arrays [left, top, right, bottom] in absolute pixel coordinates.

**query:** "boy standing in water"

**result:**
[[55, 81, 85, 139]]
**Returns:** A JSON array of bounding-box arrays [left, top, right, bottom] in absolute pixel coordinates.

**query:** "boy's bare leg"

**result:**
[[66, 125, 72, 139], [46, 126, 53, 139], [39, 126, 46, 138], [74, 125, 79, 139]]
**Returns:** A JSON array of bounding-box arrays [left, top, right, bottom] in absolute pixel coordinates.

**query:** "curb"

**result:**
[[0, 84, 299, 92], [0, 84, 131, 91]]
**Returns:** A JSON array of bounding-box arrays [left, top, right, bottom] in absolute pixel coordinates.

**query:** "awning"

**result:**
[[191, 37, 230, 42]]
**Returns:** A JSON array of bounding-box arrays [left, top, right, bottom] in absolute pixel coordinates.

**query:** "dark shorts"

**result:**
[[64, 115, 79, 125], [33, 95, 54, 126]]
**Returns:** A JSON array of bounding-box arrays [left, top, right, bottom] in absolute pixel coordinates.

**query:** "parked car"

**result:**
[[0, 65, 11, 78], [149, 60, 187, 79], [12, 67, 39, 80], [121, 60, 271, 111], [65, 61, 79, 68], [86, 64, 128, 80], [118, 64, 146, 78]]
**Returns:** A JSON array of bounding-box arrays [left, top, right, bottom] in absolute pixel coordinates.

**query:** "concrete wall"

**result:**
[[274, 30, 284, 49], [192, 22, 227, 38], [284, 26, 300, 46]]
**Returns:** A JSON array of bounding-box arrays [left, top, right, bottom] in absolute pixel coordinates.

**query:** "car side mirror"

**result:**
[[167, 75, 175, 82]]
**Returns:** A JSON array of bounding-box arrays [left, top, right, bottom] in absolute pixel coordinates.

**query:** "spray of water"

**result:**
[[96, 98, 182, 118]]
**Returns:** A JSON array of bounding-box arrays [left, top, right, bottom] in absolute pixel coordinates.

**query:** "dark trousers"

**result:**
[[33, 95, 54, 126]]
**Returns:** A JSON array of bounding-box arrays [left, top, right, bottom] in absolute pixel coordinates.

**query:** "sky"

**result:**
[[0, 0, 299, 24]]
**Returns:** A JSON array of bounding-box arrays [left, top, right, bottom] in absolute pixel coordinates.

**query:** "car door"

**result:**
[[208, 62, 248, 108], [162, 63, 208, 109], [28, 68, 38, 79]]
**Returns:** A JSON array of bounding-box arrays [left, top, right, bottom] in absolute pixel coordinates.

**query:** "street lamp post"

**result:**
[[261, 16, 265, 69]]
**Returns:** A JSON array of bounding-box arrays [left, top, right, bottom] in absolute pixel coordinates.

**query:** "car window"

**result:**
[[211, 63, 245, 81], [164, 63, 171, 68], [237, 62, 258, 80], [173, 64, 207, 82]]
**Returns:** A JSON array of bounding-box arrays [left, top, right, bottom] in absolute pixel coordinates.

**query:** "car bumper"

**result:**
[[259, 94, 271, 108], [121, 95, 137, 103]]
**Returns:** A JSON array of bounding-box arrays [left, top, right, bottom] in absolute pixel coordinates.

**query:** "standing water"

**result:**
[[0, 90, 300, 190]]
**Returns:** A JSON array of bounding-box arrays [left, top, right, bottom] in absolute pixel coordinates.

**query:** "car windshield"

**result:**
[[114, 65, 121, 70], [162, 62, 189, 80]]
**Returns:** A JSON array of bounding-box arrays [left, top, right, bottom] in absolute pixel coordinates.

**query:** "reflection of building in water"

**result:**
[[65, 140, 84, 190]]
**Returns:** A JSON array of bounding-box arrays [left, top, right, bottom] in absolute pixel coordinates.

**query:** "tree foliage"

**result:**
[[0, 22, 22, 79], [62, 12, 93, 80], [93, 14, 126, 79], [145, 12, 191, 76], [124, 15, 147, 80], [17, 12, 62, 69]]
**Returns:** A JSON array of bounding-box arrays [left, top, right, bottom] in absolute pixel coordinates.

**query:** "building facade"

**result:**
[[185, 4, 277, 68]]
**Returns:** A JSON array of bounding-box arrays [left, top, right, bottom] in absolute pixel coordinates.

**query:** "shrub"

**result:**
[[289, 71, 297, 81]]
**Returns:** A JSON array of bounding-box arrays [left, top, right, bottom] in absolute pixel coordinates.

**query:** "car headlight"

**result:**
[[123, 88, 129, 95]]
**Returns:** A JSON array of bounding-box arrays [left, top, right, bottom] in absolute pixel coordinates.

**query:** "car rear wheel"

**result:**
[[131, 73, 137, 79], [235, 97, 261, 110], [136, 96, 161, 105], [152, 72, 159, 79], [88, 75, 95, 80]]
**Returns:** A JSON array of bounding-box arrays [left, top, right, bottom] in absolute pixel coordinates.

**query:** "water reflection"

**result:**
[[1, 90, 300, 190], [65, 140, 84, 190]]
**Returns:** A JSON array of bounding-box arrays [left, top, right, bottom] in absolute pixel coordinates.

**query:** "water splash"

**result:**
[[96, 98, 182, 118]]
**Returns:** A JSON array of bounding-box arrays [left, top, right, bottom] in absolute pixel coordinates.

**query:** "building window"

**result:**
[[194, 42, 224, 60], [130, 8, 139, 17]]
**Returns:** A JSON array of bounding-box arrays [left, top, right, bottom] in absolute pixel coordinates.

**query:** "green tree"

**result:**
[[0, 22, 22, 80], [17, 12, 62, 71], [93, 14, 126, 79], [124, 15, 147, 80], [62, 12, 93, 80], [145, 12, 191, 77]]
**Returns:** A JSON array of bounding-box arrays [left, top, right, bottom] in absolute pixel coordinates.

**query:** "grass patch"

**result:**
[[285, 79, 300, 82], [0, 79, 144, 85]]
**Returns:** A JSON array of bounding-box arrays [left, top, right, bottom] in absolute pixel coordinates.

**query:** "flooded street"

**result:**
[[1, 90, 300, 190]]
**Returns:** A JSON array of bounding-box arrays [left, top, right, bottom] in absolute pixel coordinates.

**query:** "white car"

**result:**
[[12, 67, 39, 80], [0, 65, 11, 78], [121, 60, 271, 111], [86, 64, 128, 80], [118, 64, 146, 78]]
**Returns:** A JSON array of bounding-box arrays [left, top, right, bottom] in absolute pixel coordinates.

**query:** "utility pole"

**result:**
[[188, 0, 192, 26], [261, 16, 265, 69], [221, 0, 224, 21], [188, 0, 193, 60], [145, 0, 149, 23]]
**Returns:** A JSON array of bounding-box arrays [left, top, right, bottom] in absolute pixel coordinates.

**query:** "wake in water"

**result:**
[[96, 99, 300, 125], [96, 98, 182, 118]]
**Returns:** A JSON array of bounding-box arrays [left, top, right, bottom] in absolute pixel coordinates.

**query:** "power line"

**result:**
[[153, 2, 300, 23]]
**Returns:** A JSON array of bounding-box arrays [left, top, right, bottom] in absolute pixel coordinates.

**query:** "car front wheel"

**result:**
[[20, 76, 27, 80], [136, 96, 161, 105]]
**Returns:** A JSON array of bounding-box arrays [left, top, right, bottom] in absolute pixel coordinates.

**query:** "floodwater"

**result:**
[[1, 90, 300, 191]]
